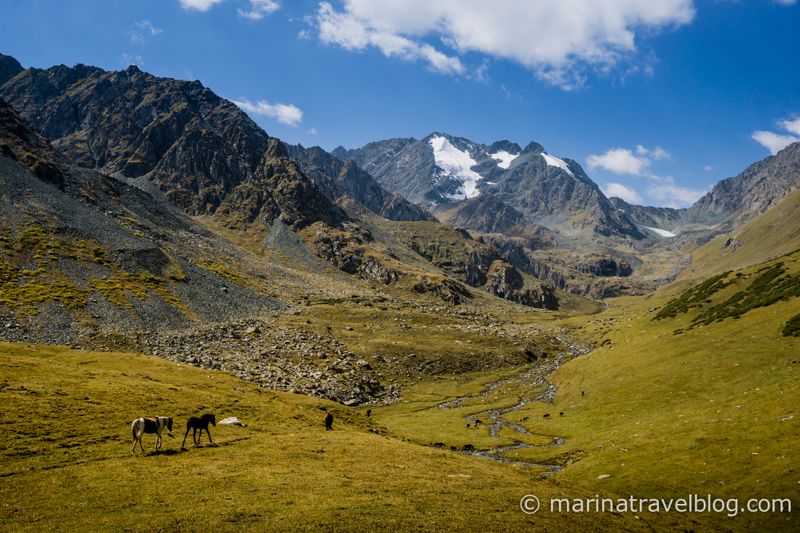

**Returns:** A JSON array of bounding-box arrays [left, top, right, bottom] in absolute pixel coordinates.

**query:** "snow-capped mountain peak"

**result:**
[[490, 150, 519, 169], [429, 135, 484, 200], [541, 152, 575, 178]]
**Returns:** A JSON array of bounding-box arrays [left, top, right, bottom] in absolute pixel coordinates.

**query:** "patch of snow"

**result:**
[[490, 150, 519, 169], [541, 152, 575, 178], [429, 135, 484, 200], [642, 225, 677, 238]]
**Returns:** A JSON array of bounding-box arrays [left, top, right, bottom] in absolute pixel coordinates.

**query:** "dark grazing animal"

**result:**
[[543, 413, 551, 419], [324, 412, 334, 430], [182, 414, 216, 448], [366, 409, 372, 417], [131, 416, 174, 453]]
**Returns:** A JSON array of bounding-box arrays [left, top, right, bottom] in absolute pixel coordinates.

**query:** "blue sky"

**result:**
[[1, 0, 798, 207]]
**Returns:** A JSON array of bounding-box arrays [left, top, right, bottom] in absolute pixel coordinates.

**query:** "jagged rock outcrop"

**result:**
[[1, 64, 270, 214], [609, 197, 686, 229], [484, 260, 559, 309], [286, 144, 434, 222], [0, 98, 65, 187], [394, 222, 559, 309], [0, 59, 430, 227], [445, 194, 525, 233], [0, 53, 23, 87]]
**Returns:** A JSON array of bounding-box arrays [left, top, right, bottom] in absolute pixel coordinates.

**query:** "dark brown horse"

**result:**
[[324, 412, 334, 431], [182, 414, 216, 448]]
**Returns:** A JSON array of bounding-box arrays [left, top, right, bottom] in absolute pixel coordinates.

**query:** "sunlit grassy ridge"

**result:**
[[0, 342, 674, 532]]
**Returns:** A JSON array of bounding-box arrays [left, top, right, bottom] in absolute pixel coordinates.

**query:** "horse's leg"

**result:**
[[182, 428, 190, 448], [138, 433, 145, 452], [193, 428, 199, 446], [156, 433, 161, 451], [206, 428, 213, 444]]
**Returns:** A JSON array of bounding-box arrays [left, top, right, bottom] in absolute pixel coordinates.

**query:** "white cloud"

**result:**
[[180, 0, 225, 11], [603, 182, 642, 204], [751, 130, 799, 155], [587, 148, 651, 175], [780, 117, 800, 136], [751, 115, 800, 154], [307, 127, 319, 135], [704, 164, 713, 172], [647, 177, 704, 208], [128, 20, 163, 45], [121, 54, 145, 67], [774, 0, 796, 6], [238, 0, 280, 20], [314, 0, 694, 88], [636, 144, 670, 160], [317, 2, 463, 75], [234, 98, 303, 126]]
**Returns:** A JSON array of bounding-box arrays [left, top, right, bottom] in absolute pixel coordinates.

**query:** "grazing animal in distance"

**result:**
[[182, 414, 216, 448], [131, 416, 174, 453], [543, 413, 551, 419], [324, 412, 334, 430], [559, 412, 564, 417], [474, 419, 483, 427], [366, 409, 372, 417], [521, 417, 529, 422]]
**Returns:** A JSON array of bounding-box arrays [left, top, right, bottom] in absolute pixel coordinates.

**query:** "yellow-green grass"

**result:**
[[0, 342, 675, 531], [369, 367, 553, 451], [276, 299, 564, 382], [374, 255, 800, 530]]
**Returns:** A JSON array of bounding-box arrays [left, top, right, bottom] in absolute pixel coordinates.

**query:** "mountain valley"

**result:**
[[1, 51, 798, 531]]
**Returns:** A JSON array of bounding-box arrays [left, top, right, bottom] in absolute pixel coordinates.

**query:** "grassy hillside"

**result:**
[[682, 189, 800, 281], [0, 342, 681, 532], [372, 251, 800, 530]]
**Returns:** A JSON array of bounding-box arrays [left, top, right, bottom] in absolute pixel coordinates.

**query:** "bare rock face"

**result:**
[[0, 54, 23, 87], [412, 276, 473, 305], [446, 195, 525, 233], [688, 142, 800, 228], [286, 144, 434, 222], [1, 65, 270, 215], [484, 261, 559, 309], [612, 142, 800, 236], [0, 98, 65, 188]]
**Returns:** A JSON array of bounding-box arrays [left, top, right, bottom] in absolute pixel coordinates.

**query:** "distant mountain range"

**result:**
[[2, 51, 799, 312], [1, 53, 586, 327], [335, 133, 645, 241], [337, 132, 800, 247]]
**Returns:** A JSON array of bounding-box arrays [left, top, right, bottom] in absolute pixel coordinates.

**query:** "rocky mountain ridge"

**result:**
[[612, 142, 800, 237], [336, 132, 644, 242]]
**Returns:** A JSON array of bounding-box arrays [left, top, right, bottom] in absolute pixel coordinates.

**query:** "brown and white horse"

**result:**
[[131, 416, 174, 453]]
